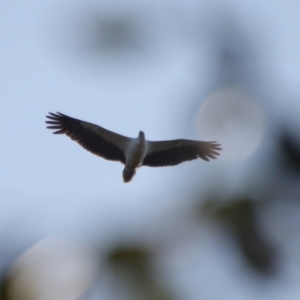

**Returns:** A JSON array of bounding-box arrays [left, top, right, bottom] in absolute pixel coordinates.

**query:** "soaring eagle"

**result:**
[[46, 112, 221, 182]]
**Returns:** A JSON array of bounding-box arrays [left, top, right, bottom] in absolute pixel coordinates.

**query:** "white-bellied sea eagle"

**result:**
[[46, 112, 221, 182]]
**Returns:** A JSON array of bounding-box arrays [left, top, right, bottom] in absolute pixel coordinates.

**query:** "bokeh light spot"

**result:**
[[195, 87, 266, 162], [7, 237, 97, 300]]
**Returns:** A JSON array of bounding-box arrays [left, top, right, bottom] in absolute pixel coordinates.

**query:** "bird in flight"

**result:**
[[46, 112, 221, 183]]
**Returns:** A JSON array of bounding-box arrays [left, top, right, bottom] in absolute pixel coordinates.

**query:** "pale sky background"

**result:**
[[1, 1, 300, 299]]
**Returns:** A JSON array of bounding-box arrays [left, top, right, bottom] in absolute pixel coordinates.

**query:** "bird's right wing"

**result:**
[[142, 139, 221, 167], [46, 112, 131, 164]]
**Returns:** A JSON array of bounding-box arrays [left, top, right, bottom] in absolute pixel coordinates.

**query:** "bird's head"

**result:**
[[139, 131, 145, 139]]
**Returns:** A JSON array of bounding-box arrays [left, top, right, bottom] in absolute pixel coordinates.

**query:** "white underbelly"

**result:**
[[125, 141, 148, 168]]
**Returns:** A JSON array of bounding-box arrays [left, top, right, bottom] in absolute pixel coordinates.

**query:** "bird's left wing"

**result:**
[[142, 139, 221, 167], [46, 112, 131, 163]]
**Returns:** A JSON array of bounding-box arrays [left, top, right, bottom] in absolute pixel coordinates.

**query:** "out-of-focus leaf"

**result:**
[[107, 246, 173, 300], [279, 130, 300, 174], [0, 274, 9, 300], [202, 197, 277, 275]]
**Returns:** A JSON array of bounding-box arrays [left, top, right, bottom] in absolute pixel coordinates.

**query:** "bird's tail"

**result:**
[[122, 166, 136, 183]]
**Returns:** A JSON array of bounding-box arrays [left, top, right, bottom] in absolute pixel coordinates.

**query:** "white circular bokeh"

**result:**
[[8, 237, 97, 300], [195, 87, 266, 162]]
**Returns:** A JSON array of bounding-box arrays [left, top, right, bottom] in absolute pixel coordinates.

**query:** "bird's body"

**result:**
[[122, 131, 148, 182], [46, 112, 221, 182]]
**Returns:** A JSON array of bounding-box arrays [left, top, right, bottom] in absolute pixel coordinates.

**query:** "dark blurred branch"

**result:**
[[202, 197, 278, 275]]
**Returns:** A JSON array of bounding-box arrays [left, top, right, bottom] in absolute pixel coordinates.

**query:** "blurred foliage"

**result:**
[[279, 129, 300, 174], [107, 246, 173, 300], [0, 263, 48, 300], [0, 271, 23, 300], [202, 197, 277, 275], [84, 14, 140, 52], [0, 274, 9, 300]]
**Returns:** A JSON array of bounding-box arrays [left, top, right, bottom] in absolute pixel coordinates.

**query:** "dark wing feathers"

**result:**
[[46, 112, 126, 164], [142, 140, 221, 167]]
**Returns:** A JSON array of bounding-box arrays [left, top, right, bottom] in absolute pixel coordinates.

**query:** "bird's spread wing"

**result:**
[[142, 139, 221, 167], [46, 112, 131, 163]]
